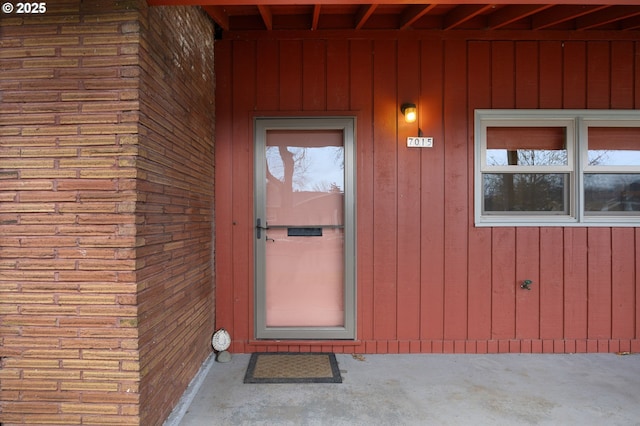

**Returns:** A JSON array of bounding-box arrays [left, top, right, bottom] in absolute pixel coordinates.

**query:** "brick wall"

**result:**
[[136, 4, 215, 425], [0, 1, 216, 424]]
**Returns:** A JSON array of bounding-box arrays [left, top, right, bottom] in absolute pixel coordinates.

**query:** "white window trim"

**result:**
[[475, 109, 640, 227]]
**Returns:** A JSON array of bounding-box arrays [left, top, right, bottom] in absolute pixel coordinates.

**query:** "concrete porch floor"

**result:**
[[165, 352, 640, 425]]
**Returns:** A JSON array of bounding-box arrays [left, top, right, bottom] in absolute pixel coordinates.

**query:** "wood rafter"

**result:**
[[312, 5, 322, 30], [257, 5, 273, 30], [400, 5, 438, 29], [443, 4, 495, 29], [355, 4, 378, 29], [150, 1, 640, 5], [531, 5, 611, 29], [202, 5, 229, 30], [487, 4, 554, 29], [576, 5, 640, 29], [147, 1, 640, 32]]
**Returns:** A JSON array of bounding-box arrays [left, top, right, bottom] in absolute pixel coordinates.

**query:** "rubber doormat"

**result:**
[[244, 352, 342, 383]]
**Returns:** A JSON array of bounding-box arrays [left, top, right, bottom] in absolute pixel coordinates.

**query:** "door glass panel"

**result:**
[[265, 129, 345, 327]]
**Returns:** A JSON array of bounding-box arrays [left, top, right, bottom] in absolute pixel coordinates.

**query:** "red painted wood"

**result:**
[[587, 228, 612, 339], [215, 34, 640, 354], [564, 228, 588, 339], [442, 40, 469, 340], [492, 228, 516, 339], [279, 40, 303, 109], [491, 41, 515, 108], [303, 40, 326, 110], [609, 340, 620, 353], [563, 41, 587, 108], [396, 39, 422, 341], [467, 41, 492, 340], [326, 40, 349, 111], [256, 39, 279, 111], [515, 41, 539, 108], [539, 228, 564, 339], [586, 41, 611, 108], [419, 39, 445, 340], [515, 228, 540, 339], [539, 41, 563, 108], [610, 41, 634, 109], [214, 41, 235, 339], [467, 226, 492, 339], [372, 39, 398, 340], [612, 229, 635, 338], [231, 41, 257, 343], [350, 39, 374, 342], [530, 339, 541, 353]]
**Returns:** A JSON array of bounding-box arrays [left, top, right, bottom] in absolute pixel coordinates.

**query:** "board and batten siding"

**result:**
[[215, 32, 640, 354]]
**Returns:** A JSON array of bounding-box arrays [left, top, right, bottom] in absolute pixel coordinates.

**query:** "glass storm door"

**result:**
[[254, 118, 355, 339]]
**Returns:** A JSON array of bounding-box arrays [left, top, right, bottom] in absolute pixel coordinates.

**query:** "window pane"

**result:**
[[487, 127, 567, 166], [584, 174, 640, 213], [487, 149, 568, 166], [483, 173, 568, 213], [588, 127, 640, 166], [266, 130, 345, 226]]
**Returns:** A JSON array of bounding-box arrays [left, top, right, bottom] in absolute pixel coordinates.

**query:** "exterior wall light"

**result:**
[[401, 103, 417, 123]]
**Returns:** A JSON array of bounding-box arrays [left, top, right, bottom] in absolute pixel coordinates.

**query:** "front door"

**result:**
[[254, 118, 356, 339]]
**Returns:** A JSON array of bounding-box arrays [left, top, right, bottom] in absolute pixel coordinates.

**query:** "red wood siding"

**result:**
[[215, 32, 640, 354]]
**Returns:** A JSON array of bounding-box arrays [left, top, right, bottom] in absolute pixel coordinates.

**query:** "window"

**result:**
[[475, 110, 640, 226]]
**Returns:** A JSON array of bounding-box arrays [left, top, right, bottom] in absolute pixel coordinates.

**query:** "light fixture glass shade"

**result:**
[[401, 103, 417, 123], [212, 328, 231, 351]]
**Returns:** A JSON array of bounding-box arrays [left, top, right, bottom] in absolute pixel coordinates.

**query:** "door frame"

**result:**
[[254, 117, 357, 340]]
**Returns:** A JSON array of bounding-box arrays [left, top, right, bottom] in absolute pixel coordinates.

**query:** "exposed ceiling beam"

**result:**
[[531, 5, 609, 29], [257, 5, 273, 30], [355, 4, 378, 29], [487, 4, 553, 29], [159, 1, 640, 33], [312, 5, 321, 30], [400, 4, 438, 29], [618, 15, 640, 29], [575, 5, 640, 29], [444, 4, 495, 29], [149, 0, 640, 5], [202, 5, 229, 30]]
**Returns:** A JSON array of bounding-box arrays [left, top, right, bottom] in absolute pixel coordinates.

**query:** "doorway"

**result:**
[[254, 117, 356, 339]]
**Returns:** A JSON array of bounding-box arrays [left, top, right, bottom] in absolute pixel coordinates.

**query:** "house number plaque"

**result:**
[[407, 137, 433, 148]]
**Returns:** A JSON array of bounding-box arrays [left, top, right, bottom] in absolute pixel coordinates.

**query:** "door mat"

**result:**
[[244, 352, 342, 384]]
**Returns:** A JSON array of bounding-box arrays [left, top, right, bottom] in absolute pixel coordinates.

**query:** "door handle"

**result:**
[[256, 218, 269, 239]]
